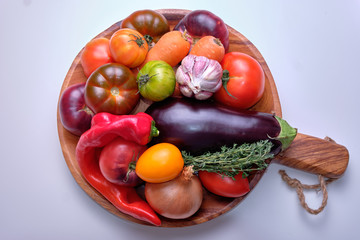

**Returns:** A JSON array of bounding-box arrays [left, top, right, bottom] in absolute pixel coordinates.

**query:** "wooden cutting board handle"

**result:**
[[273, 133, 349, 178]]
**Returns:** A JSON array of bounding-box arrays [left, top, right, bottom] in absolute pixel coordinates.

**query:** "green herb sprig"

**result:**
[[182, 140, 274, 179]]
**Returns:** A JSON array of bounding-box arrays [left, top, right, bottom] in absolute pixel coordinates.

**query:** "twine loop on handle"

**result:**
[[278, 170, 336, 214], [278, 136, 338, 215]]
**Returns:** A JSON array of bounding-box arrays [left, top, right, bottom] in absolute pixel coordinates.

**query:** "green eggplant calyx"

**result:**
[[274, 116, 297, 151]]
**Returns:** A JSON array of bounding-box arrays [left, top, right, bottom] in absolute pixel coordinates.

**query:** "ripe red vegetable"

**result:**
[[214, 52, 265, 110], [198, 171, 250, 198], [99, 137, 146, 187], [76, 112, 161, 226], [80, 38, 113, 78], [59, 83, 94, 136]]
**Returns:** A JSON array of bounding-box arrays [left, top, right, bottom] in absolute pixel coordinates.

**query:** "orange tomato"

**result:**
[[109, 28, 149, 68], [135, 143, 184, 183]]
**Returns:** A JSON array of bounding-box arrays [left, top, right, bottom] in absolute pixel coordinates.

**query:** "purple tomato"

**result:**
[[174, 10, 229, 51], [59, 83, 94, 136], [99, 137, 146, 187]]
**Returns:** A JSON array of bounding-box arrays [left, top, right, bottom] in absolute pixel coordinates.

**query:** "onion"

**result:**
[[144, 166, 203, 219]]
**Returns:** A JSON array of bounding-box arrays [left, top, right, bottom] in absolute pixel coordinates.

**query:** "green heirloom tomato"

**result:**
[[137, 60, 176, 102]]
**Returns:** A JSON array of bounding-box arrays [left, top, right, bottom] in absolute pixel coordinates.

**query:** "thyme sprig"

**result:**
[[182, 140, 274, 179]]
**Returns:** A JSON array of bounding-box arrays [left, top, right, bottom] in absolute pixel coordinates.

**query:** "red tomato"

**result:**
[[109, 29, 149, 68], [198, 171, 250, 198], [214, 52, 265, 109], [80, 38, 113, 77], [99, 137, 146, 187]]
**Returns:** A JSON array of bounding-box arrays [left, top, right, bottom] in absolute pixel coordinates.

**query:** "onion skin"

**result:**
[[144, 167, 203, 219]]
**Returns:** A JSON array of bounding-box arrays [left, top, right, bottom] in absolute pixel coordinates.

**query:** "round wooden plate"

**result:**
[[57, 9, 348, 227]]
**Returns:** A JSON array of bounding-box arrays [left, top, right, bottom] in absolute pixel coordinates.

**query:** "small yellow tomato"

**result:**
[[135, 143, 184, 183]]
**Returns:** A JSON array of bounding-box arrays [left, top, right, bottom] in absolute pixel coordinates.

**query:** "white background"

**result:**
[[1, 0, 359, 239]]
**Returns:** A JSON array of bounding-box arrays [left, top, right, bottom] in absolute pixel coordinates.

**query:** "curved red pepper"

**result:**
[[76, 112, 161, 226]]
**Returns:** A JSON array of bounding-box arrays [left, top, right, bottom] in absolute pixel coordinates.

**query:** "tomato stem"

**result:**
[[80, 105, 94, 115], [144, 35, 153, 45], [128, 33, 146, 48], [125, 153, 138, 183], [221, 70, 237, 99], [137, 73, 159, 88]]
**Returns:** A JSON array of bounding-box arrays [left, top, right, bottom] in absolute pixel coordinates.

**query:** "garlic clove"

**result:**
[[179, 85, 194, 98], [195, 91, 213, 100]]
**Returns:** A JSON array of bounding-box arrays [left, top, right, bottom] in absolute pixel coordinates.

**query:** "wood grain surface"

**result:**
[[57, 9, 349, 227]]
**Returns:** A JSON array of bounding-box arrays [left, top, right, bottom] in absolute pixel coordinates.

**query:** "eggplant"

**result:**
[[145, 98, 297, 156]]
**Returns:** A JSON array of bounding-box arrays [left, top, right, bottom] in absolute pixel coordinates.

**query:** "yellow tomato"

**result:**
[[135, 143, 184, 183]]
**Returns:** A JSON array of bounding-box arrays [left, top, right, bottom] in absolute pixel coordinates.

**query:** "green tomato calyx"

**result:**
[[128, 33, 147, 48], [137, 73, 159, 88]]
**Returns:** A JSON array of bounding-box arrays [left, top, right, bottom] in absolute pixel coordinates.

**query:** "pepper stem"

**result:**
[[148, 120, 159, 142], [221, 70, 237, 99]]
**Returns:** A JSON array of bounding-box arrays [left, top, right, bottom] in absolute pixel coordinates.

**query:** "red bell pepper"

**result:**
[[76, 112, 161, 226]]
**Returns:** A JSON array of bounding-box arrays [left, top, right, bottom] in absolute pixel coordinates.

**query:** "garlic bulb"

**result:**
[[176, 55, 222, 100]]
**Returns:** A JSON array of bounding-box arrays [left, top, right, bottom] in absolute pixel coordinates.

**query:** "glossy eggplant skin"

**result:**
[[145, 98, 282, 156]]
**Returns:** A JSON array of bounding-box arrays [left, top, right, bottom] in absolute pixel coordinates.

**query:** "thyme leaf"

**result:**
[[182, 140, 274, 179]]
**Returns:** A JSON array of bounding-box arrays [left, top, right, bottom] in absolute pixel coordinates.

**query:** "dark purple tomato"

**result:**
[[174, 10, 229, 51], [59, 83, 94, 136], [99, 137, 146, 187]]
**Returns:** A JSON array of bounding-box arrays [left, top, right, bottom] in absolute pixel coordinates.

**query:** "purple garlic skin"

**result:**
[[176, 55, 222, 100]]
